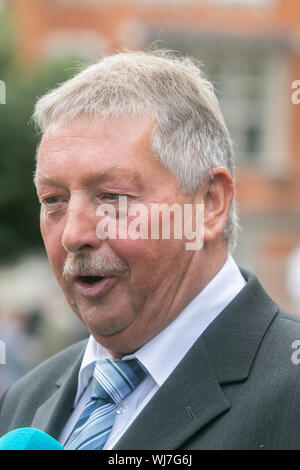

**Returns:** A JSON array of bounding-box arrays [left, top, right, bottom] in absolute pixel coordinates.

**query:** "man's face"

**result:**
[[35, 115, 199, 356]]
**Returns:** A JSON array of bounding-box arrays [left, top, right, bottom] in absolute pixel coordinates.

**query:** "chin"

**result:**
[[83, 310, 134, 338], [86, 313, 145, 357]]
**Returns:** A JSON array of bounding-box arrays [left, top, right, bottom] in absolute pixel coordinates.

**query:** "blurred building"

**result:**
[[5, 0, 300, 315]]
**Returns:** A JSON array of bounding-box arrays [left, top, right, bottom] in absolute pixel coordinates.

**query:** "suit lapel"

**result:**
[[114, 336, 230, 449], [115, 269, 279, 449], [202, 269, 279, 384], [31, 347, 85, 439]]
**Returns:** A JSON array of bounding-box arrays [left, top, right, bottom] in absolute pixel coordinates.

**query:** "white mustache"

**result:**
[[63, 254, 129, 281]]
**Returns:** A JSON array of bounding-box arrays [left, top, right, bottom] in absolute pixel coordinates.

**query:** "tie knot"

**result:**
[[91, 358, 148, 405]]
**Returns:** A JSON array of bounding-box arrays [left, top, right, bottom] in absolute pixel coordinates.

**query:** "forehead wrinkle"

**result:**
[[42, 124, 139, 154], [34, 166, 144, 191], [87, 167, 143, 187]]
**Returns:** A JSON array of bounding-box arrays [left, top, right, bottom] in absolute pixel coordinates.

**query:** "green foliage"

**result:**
[[0, 8, 87, 262]]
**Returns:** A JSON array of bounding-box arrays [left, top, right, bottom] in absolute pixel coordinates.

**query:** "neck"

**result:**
[[167, 244, 228, 325]]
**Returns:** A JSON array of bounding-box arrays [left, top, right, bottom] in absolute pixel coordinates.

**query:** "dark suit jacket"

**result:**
[[1, 269, 300, 449]]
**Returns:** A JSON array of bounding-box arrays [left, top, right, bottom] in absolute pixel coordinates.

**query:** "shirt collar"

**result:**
[[74, 255, 246, 405]]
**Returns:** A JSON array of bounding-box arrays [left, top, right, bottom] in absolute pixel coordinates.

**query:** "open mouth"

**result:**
[[78, 275, 105, 285], [73, 274, 118, 298]]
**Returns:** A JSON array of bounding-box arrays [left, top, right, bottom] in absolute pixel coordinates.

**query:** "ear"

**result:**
[[202, 167, 234, 244]]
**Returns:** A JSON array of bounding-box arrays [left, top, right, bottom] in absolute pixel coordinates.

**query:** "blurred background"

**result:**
[[1, 0, 300, 397]]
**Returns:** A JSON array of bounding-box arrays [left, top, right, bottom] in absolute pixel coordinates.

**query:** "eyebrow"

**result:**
[[34, 167, 143, 189]]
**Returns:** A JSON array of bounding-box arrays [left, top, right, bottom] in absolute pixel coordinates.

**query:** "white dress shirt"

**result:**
[[59, 255, 246, 448]]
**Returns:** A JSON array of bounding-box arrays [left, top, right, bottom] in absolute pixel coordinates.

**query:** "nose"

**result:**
[[62, 193, 101, 253]]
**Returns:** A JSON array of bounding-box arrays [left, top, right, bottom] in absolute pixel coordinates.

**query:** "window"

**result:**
[[144, 30, 289, 177]]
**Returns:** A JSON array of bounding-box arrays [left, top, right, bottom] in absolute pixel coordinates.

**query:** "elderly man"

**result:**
[[0, 50, 300, 450]]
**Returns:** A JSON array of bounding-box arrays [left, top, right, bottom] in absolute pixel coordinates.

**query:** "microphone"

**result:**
[[0, 428, 64, 450]]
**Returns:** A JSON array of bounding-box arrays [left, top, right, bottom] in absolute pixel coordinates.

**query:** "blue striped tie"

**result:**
[[65, 358, 148, 450]]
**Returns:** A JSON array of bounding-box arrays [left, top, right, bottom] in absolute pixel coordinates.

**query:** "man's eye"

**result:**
[[102, 193, 124, 201], [43, 196, 61, 205]]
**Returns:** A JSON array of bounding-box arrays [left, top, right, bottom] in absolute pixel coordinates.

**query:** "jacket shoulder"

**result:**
[[5, 338, 87, 393], [0, 339, 87, 435], [270, 309, 300, 338], [277, 310, 300, 325]]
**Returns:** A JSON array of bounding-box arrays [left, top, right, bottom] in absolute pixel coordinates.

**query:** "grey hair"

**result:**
[[33, 49, 239, 252]]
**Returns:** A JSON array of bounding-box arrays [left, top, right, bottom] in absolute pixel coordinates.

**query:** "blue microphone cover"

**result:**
[[0, 428, 64, 450]]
